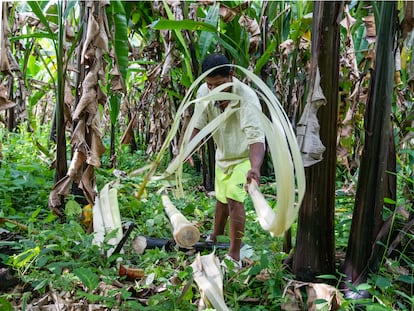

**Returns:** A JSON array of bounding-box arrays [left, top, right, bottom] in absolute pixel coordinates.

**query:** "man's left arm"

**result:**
[[247, 142, 265, 184]]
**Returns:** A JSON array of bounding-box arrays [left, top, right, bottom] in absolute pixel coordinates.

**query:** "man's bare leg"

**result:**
[[227, 198, 245, 261], [210, 200, 229, 243]]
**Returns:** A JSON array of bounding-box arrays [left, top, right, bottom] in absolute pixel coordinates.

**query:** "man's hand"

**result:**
[[245, 167, 261, 191]]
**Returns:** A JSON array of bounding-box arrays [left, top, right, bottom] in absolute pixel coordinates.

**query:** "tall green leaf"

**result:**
[[109, 93, 121, 126], [151, 19, 217, 32], [27, 1, 54, 36], [199, 4, 219, 60], [109, 0, 129, 84], [254, 41, 277, 74]]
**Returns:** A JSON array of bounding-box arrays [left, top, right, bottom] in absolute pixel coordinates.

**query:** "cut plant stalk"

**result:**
[[190, 252, 229, 311], [162, 194, 200, 248], [92, 182, 123, 257]]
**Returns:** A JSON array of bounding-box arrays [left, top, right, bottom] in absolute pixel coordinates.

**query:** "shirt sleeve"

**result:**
[[240, 87, 265, 145]]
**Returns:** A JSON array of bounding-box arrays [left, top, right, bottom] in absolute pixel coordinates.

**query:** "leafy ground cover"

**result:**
[[0, 128, 412, 310]]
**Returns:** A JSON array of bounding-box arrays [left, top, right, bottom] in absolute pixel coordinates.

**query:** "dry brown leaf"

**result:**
[[94, 11, 109, 52], [219, 4, 237, 23], [79, 165, 96, 205], [88, 130, 106, 167], [0, 83, 14, 110], [67, 149, 87, 180], [282, 280, 343, 311], [119, 264, 145, 281], [281, 287, 302, 310], [65, 19, 74, 40], [0, 2, 10, 72], [0, 100, 16, 111], [64, 79, 74, 125], [255, 268, 271, 282], [48, 175, 72, 215], [16, 12, 39, 28], [121, 112, 137, 145], [362, 15, 376, 44], [71, 118, 87, 147], [280, 39, 295, 57], [81, 12, 100, 63], [83, 67, 99, 90], [340, 5, 359, 80], [110, 76, 124, 92], [0, 52, 10, 73], [73, 89, 97, 121], [239, 14, 260, 53], [402, 1, 414, 39], [0, 33, 10, 72], [307, 283, 343, 311]]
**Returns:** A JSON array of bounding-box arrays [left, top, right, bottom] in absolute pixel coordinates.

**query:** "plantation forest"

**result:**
[[0, 1, 413, 310]]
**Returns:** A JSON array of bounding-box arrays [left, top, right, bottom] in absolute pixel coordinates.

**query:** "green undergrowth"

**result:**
[[0, 128, 413, 310]]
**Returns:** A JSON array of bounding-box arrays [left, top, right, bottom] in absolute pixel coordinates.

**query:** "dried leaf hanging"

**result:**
[[239, 14, 261, 53], [362, 15, 376, 44], [296, 67, 326, 167], [81, 12, 100, 64], [0, 83, 15, 110], [0, 2, 11, 73]]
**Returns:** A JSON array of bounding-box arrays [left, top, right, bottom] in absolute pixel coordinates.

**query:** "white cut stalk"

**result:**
[[92, 196, 105, 246], [162, 194, 200, 248], [92, 182, 123, 256], [191, 252, 229, 311], [109, 187, 123, 247]]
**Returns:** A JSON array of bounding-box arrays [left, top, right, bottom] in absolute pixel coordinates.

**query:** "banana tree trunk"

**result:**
[[342, 1, 397, 293], [292, 1, 343, 281]]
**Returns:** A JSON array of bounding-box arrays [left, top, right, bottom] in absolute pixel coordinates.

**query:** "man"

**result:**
[[190, 53, 265, 268]]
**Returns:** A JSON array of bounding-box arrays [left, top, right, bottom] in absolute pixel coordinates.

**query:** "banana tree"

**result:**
[[49, 0, 124, 215]]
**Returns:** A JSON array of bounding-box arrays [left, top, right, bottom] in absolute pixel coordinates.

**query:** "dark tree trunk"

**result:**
[[202, 138, 215, 192], [110, 122, 116, 168], [292, 1, 343, 281], [6, 75, 16, 132], [54, 3, 67, 184], [342, 2, 397, 292]]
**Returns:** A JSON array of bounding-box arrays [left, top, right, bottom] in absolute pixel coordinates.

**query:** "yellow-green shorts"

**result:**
[[215, 160, 251, 204]]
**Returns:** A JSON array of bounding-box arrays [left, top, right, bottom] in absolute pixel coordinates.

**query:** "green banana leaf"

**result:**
[[109, 0, 129, 85]]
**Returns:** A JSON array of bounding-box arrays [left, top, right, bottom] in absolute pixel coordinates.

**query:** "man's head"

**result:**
[[202, 53, 232, 78], [201, 54, 234, 105]]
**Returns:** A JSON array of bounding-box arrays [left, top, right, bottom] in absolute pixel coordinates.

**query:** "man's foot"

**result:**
[[205, 234, 216, 243], [221, 254, 242, 273]]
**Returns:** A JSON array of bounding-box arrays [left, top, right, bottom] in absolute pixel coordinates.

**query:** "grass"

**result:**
[[0, 127, 413, 310]]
